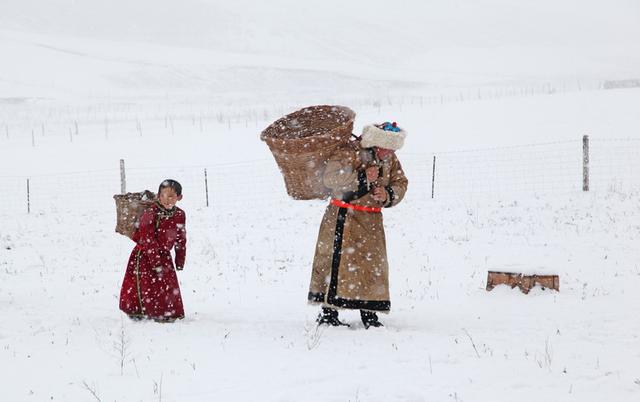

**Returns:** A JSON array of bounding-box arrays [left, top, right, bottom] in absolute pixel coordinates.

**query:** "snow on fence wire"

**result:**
[[3, 137, 640, 215]]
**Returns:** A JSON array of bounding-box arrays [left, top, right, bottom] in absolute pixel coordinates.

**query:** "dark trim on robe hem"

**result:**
[[331, 296, 390, 311], [308, 292, 390, 311], [308, 292, 325, 303]]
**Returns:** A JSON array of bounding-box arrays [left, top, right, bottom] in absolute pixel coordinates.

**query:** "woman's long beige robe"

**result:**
[[308, 145, 408, 312]]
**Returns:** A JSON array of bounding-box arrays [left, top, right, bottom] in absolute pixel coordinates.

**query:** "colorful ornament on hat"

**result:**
[[379, 121, 401, 132]]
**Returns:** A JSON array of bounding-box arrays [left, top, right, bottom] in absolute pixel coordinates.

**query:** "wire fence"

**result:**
[[0, 78, 617, 148], [590, 138, 640, 193], [3, 136, 640, 216]]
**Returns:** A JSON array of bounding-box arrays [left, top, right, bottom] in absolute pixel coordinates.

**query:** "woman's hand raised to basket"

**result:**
[[366, 166, 379, 182]]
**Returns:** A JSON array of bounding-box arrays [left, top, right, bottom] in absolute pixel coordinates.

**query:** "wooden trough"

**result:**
[[486, 271, 559, 294]]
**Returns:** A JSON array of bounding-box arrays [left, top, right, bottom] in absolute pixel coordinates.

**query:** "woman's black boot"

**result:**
[[360, 310, 383, 329], [317, 307, 350, 327]]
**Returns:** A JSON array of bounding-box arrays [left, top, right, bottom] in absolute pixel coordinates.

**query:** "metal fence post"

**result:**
[[583, 135, 589, 191], [27, 178, 30, 214], [431, 155, 436, 199], [204, 168, 210, 207]]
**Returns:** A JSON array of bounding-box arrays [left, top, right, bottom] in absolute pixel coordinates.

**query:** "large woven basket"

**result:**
[[113, 190, 156, 239], [260, 105, 356, 200]]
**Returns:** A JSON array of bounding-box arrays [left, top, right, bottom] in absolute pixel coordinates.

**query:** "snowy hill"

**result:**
[[1, 0, 639, 102]]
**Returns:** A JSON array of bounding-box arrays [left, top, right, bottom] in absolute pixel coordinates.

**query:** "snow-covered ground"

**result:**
[[3, 188, 640, 401], [2, 1, 640, 401]]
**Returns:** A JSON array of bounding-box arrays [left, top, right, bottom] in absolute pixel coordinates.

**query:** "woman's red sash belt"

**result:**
[[330, 199, 382, 213]]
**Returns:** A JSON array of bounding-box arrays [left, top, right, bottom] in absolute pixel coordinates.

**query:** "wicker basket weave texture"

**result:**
[[260, 105, 356, 200], [113, 190, 156, 239]]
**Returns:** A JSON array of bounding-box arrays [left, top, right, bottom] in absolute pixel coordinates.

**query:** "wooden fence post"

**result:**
[[583, 135, 589, 191], [120, 159, 126, 194], [431, 155, 436, 199]]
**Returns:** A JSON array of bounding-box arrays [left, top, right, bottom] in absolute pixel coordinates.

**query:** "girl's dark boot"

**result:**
[[317, 307, 350, 327], [360, 310, 383, 329]]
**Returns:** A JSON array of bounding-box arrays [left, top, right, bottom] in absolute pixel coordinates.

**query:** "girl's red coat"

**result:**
[[119, 202, 187, 320]]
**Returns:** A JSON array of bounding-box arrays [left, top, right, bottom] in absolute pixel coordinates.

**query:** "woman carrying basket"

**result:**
[[308, 122, 408, 328]]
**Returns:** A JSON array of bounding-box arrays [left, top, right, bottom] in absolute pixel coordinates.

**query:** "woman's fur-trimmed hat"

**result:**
[[360, 122, 407, 150]]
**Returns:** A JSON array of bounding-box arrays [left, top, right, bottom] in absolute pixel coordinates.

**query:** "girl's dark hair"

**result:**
[[158, 179, 182, 196]]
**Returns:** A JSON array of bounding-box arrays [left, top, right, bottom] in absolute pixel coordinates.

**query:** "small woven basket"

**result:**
[[113, 190, 156, 239], [260, 105, 356, 200]]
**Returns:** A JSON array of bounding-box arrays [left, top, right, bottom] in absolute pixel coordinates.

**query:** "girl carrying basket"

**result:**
[[119, 179, 187, 322]]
